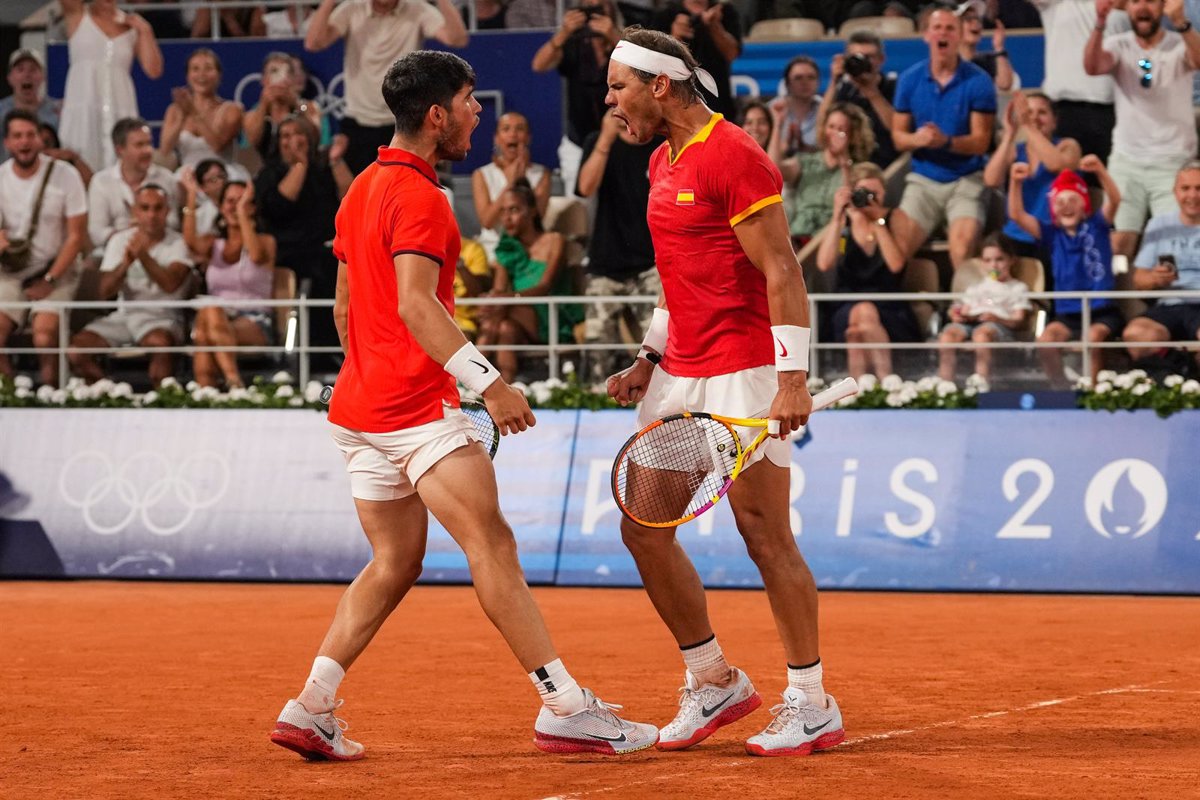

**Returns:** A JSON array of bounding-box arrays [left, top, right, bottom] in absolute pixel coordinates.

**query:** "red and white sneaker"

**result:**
[[744, 688, 845, 757], [533, 688, 659, 755], [270, 699, 365, 761], [656, 668, 762, 751]]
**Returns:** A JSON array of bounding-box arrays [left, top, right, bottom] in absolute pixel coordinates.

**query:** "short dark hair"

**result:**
[[620, 26, 704, 105], [847, 30, 884, 52], [38, 122, 59, 149], [784, 55, 820, 81], [738, 99, 774, 143], [3, 108, 39, 138], [134, 183, 170, 202], [382, 50, 476, 137], [195, 158, 227, 185], [504, 177, 543, 233], [980, 232, 1017, 260], [187, 47, 223, 75], [112, 117, 150, 148]]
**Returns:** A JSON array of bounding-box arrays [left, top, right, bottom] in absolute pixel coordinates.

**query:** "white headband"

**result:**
[[610, 39, 719, 98]]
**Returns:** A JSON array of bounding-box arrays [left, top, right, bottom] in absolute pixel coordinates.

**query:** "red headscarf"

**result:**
[[1048, 169, 1092, 222]]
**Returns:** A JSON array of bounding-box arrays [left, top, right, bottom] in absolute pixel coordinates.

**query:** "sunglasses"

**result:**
[[1138, 58, 1153, 89]]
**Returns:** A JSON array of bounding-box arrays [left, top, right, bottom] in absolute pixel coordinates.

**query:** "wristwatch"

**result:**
[[1179, 20, 1194, 33], [875, 217, 887, 227], [44, 273, 58, 286]]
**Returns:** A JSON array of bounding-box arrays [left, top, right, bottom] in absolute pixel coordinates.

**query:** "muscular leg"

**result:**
[[847, 302, 892, 377], [939, 326, 967, 381], [947, 217, 980, 272], [69, 329, 110, 383], [312, 493, 430, 669], [1112, 230, 1139, 262], [0, 313, 16, 378], [727, 458, 819, 667], [621, 517, 715, 650], [889, 210, 928, 262], [1123, 317, 1170, 361], [29, 311, 63, 387], [1038, 321, 1072, 389], [417, 444, 557, 671], [1086, 323, 1114, 383], [139, 328, 176, 387], [191, 317, 219, 387]]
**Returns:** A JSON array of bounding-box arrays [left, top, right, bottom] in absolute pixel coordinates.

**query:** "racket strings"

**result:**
[[616, 417, 739, 525], [461, 403, 500, 458]]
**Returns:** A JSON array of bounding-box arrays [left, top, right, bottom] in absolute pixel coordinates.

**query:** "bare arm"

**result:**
[[139, 250, 191, 295], [1007, 170, 1042, 239], [703, 7, 741, 64], [99, 260, 132, 299], [533, 170, 551, 220], [334, 261, 349, 352], [733, 203, 810, 329], [191, 102, 244, 155], [60, 0, 85, 34], [431, 0, 469, 48], [815, 215, 844, 273], [511, 234, 565, 298], [983, 123, 1018, 189], [130, 14, 163, 79], [891, 111, 924, 152], [1085, 157, 1122, 225], [1024, 130, 1082, 174], [277, 161, 307, 202], [395, 253, 485, 362], [305, 0, 343, 52], [947, 111, 994, 156], [158, 104, 183, 163], [577, 117, 621, 197], [1083, 2, 1118, 75], [237, 210, 273, 268], [46, 214, 87, 282], [875, 212, 908, 273], [243, 102, 269, 151]]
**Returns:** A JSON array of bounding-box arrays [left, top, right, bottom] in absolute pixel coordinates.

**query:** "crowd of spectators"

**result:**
[[3, 0, 1200, 392]]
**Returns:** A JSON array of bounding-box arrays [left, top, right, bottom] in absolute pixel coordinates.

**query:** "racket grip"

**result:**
[[767, 419, 781, 435], [811, 377, 859, 411]]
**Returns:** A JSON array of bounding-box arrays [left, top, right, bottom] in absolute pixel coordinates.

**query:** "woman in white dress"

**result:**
[[471, 111, 551, 260], [158, 48, 245, 177], [58, 0, 163, 170]]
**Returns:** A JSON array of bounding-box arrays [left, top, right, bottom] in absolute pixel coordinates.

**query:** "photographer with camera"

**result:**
[[817, 31, 899, 168], [532, 0, 622, 198], [815, 161, 920, 379], [650, 0, 743, 118]]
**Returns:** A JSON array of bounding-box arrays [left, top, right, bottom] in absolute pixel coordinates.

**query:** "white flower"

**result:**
[[917, 376, 938, 392], [561, 360, 575, 376], [885, 392, 904, 407], [70, 386, 88, 402], [186, 380, 200, 392], [899, 386, 918, 403], [1074, 376, 1093, 391], [1128, 369, 1148, 381], [1182, 380, 1200, 395], [92, 378, 114, 395], [15, 387, 32, 399], [51, 389, 68, 405], [510, 381, 528, 396], [1164, 374, 1185, 388], [251, 393, 266, 404], [160, 376, 180, 390], [534, 385, 553, 405], [110, 382, 134, 399], [543, 377, 566, 390], [35, 384, 54, 402], [1114, 373, 1135, 389], [13, 375, 33, 390], [857, 374, 877, 392], [1096, 370, 1118, 384], [1133, 383, 1151, 396], [936, 380, 957, 397], [964, 386, 978, 397], [806, 376, 828, 392], [304, 381, 325, 403], [228, 387, 250, 402], [275, 384, 295, 398], [288, 397, 304, 407], [272, 370, 295, 385], [966, 373, 990, 393], [141, 390, 159, 405], [881, 374, 903, 391], [66, 376, 85, 391], [190, 388, 205, 402], [1095, 381, 1112, 394]]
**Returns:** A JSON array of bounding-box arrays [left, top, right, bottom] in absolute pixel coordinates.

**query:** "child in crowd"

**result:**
[[938, 233, 1032, 382], [1008, 156, 1124, 387]]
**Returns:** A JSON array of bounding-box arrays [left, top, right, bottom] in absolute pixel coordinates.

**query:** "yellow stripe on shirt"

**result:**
[[729, 194, 783, 227]]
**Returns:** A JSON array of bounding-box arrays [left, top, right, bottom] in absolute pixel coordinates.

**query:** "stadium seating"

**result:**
[[746, 18, 826, 43]]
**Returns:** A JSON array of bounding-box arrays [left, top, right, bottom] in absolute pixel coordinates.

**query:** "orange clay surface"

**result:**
[[3, 581, 1199, 799]]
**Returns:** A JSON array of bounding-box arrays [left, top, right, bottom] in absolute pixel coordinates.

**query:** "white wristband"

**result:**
[[444, 341, 501, 395], [771, 325, 811, 372], [641, 307, 669, 355]]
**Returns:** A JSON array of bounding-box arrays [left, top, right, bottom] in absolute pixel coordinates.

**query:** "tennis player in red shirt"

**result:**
[[269, 50, 657, 761], [605, 28, 845, 757]]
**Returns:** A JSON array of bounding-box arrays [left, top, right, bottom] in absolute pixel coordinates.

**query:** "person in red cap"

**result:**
[[1008, 155, 1125, 386]]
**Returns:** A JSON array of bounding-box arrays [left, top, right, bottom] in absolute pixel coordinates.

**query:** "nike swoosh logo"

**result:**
[[701, 693, 736, 717], [469, 359, 490, 373], [312, 722, 336, 740], [586, 732, 627, 742], [803, 720, 832, 736], [776, 338, 788, 357]]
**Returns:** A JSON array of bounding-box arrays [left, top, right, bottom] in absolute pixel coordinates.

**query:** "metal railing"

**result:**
[[4, 289, 1200, 389]]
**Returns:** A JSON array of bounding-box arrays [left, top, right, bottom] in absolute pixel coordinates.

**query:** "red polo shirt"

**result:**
[[328, 146, 462, 432]]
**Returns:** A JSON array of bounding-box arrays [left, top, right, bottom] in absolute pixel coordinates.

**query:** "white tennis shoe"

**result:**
[[657, 668, 762, 750], [533, 688, 659, 755], [745, 687, 845, 757], [270, 698, 365, 761]]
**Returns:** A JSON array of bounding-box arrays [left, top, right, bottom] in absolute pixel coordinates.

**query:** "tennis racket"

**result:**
[[319, 386, 500, 460], [611, 377, 859, 528]]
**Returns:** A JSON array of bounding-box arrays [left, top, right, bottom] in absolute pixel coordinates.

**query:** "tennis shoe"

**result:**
[[745, 687, 844, 757], [657, 668, 762, 750], [533, 688, 659, 755], [270, 698, 365, 761]]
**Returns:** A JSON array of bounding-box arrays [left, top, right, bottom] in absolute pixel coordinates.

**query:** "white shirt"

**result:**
[[87, 162, 180, 252], [0, 154, 87, 279], [100, 227, 193, 303], [1107, 31, 1198, 160], [263, 8, 311, 38], [328, 0, 446, 125], [961, 276, 1032, 320], [1031, 0, 1130, 103], [474, 160, 547, 259]]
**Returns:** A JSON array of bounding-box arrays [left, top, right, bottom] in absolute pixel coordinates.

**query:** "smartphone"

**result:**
[[267, 63, 291, 87], [1159, 254, 1178, 274]]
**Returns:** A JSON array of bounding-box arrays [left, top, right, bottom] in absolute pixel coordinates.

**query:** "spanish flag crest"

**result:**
[[676, 189, 695, 206]]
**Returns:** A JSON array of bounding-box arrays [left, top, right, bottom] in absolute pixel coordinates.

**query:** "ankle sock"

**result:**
[[530, 658, 586, 716], [298, 655, 344, 713], [681, 634, 731, 685], [787, 658, 826, 708]]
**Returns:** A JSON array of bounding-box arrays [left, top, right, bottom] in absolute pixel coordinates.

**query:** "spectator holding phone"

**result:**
[[243, 52, 324, 164], [1123, 161, 1200, 362]]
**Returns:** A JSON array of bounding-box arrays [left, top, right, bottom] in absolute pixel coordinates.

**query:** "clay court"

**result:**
[[4, 581, 1198, 799]]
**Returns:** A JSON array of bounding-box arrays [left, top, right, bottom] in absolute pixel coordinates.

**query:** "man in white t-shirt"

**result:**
[[1085, 0, 1200, 260], [88, 117, 178, 258], [0, 109, 88, 387], [1031, 0, 1129, 164], [69, 184, 192, 387], [305, 0, 468, 174]]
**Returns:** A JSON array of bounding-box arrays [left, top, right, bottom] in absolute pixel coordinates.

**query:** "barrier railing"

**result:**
[[3, 289, 1199, 389]]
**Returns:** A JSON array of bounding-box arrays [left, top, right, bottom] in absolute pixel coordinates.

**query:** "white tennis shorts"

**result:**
[[636, 365, 791, 470], [330, 407, 482, 501]]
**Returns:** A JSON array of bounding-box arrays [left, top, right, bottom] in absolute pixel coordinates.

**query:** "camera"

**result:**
[[851, 187, 877, 208], [580, 4, 604, 19], [844, 53, 873, 78]]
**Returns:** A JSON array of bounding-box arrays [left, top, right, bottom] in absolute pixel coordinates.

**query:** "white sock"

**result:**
[[787, 659, 826, 708], [530, 658, 586, 717], [297, 655, 344, 713], [681, 634, 731, 685]]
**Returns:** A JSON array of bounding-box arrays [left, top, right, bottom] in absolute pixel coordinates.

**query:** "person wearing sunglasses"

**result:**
[[1084, 0, 1200, 261]]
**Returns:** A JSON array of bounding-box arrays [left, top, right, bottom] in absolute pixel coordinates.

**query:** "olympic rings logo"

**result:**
[[59, 451, 231, 537]]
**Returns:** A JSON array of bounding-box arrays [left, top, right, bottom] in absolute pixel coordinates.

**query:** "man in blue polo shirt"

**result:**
[[891, 5, 996, 271]]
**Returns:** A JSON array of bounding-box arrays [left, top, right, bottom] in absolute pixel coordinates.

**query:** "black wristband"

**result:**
[[640, 349, 662, 365]]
